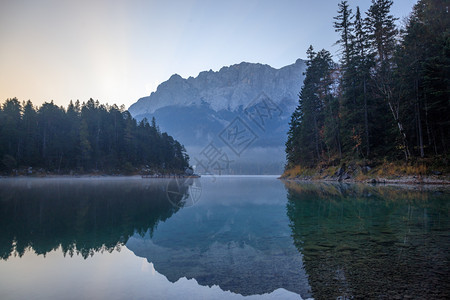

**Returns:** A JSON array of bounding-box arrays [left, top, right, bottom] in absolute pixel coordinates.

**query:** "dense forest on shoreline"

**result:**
[[285, 0, 449, 176], [0, 98, 190, 174]]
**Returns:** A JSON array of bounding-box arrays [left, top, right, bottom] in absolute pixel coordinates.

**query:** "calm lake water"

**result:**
[[0, 176, 449, 299]]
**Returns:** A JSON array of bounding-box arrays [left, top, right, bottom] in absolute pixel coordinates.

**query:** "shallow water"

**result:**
[[0, 176, 448, 299]]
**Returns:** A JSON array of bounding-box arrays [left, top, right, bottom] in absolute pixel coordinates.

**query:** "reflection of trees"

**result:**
[[284, 182, 450, 299], [0, 179, 189, 260]]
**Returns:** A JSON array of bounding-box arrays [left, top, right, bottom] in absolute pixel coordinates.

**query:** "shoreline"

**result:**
[[280, 178, 450, 194], [0, 174, 143, 179], [0, 174, 277, 179], [281, 161, 450, 186], [1, 173, 449, 186], [279, 175, 450, 186]]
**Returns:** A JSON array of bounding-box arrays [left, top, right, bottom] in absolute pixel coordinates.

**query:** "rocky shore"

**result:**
[[281, 163, 450, 185]]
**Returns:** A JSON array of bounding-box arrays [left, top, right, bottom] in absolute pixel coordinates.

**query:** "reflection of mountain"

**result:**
[[284, 182, 450, 300], [0, 178, 189, 260], [126, 180, 311, 298], [5, 177, 447, 299]]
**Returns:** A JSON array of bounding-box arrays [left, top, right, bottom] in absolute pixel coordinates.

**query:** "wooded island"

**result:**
[[0, 98, 190, 175]]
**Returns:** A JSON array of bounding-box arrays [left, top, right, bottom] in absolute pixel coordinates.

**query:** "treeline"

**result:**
[[0, 98, 190, 173], [286, 0, 449, 169]]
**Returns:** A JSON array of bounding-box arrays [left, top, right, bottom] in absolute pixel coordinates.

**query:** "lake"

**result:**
[[0, 176, 448, 299]]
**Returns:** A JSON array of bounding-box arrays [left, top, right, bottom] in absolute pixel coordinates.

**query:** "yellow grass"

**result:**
[[374, 162, 427, 177], [283, 160, 435, 181], [281, 165, 303, 178]]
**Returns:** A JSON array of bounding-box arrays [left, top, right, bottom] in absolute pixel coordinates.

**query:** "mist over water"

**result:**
[[0, 177, 448, 299]]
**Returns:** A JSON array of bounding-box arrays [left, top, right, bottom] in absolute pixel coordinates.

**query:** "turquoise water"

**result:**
[[0, 176, 448, 299]]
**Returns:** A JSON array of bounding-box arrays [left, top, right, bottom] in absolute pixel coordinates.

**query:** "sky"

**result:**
[[0, 0, 417, 109]]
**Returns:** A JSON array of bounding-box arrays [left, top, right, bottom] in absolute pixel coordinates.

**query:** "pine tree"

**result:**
[[22, 100, 38, 165], [354, 6, 372, 157], [334, 1, 354, 66], [338, 5, 375, 159], [286, 47, 336, 167], [0, 99, 22, 168], [366, 0, 409, 160], [396, 0, 449, 157]]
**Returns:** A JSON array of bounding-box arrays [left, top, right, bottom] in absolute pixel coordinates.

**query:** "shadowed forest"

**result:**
[[0, 98, 189, 174], [286, 0, 449, 172]]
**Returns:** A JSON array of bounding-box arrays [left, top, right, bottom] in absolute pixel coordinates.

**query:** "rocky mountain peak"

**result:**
[[128, 59, 306, 116], [127, 59, 307, 174]]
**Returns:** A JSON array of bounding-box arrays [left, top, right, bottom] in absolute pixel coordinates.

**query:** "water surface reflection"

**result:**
[[127, 177, 310, 297], [0, 177, 185, 259], [0, 177, 448, 299], [285, 182, 450, 299]]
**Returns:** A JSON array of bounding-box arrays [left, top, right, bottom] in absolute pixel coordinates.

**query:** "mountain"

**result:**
[[128, 59, 306, 174]]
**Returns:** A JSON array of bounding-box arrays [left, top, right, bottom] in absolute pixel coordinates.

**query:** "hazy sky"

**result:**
[[0, 0, 417, 109]]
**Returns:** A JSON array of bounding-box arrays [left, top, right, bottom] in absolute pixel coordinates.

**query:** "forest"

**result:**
[[285, 0, 449, 174], [0, 98, 190, 174]]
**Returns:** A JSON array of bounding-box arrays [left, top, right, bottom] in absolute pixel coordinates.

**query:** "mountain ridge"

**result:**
[[128, 59, 306, 174], [129, 59, 305, 116]]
